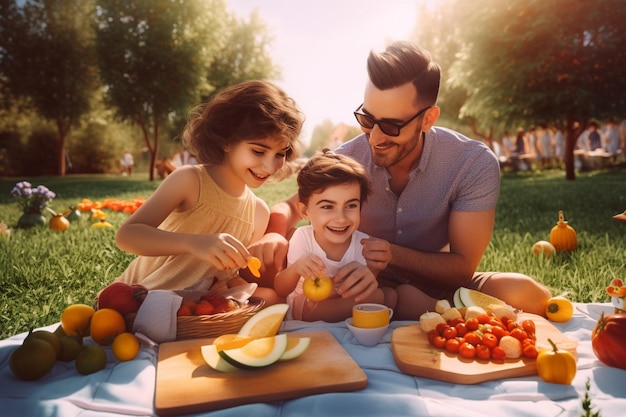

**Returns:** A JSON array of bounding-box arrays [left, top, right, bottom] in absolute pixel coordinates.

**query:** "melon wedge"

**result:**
[[453, 288, 465, 309], [238, 303, 289, 339], [201, 344, 239, 372], [219, 334, 288, 370], [279, 336, 311, 361], [456, 287, 515, 314]]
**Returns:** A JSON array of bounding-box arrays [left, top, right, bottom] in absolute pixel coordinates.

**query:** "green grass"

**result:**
[[1, 169, 625, 339]]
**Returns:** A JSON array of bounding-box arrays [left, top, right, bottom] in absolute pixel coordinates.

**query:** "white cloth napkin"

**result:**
[[132, 290, 182, 343]]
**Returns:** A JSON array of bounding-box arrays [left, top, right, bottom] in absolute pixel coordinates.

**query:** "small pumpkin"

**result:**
[[549, 210, 577, 252], [536, 338, 577, 385], [591, 312, 626, 370], [49, 213, 70, 232]]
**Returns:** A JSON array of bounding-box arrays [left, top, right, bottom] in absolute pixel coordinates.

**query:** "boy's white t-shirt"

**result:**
[[285, 225, 369, 320]]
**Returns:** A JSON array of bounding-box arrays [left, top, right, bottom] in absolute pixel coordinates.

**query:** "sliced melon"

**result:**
[[201, 344, 239, 372], [279, 336, 311, 361], [453, 288, 465, 308], [458, 287, 514, 314], [238, 303, 289, 338], [201, 334, 255, 372], [219, 334, 288, 370]]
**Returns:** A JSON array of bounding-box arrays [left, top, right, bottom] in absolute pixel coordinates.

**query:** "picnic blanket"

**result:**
[[0, 303, 624, 417]]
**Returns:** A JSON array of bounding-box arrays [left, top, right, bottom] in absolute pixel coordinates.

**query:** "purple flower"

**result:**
[[11, 182, 56, 214]]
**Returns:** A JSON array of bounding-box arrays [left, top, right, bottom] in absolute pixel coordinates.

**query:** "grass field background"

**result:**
[[1, 168, 624, 339]]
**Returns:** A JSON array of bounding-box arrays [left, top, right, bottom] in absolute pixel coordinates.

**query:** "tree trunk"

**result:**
[[56, 118, 71, 176]]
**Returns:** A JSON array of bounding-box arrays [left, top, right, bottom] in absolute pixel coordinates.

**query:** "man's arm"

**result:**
[[387, 209, 495, 291]]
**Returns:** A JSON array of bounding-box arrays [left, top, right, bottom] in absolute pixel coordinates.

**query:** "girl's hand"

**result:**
[[291, 254, 326, 280], [334, 261, 379, 303], [189, 233, 250, 271], [361, 237, 391, 273]]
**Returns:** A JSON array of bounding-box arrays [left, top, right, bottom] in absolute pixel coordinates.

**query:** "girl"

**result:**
[[114, 80, 303, 304], [275, 150, 397, 321]]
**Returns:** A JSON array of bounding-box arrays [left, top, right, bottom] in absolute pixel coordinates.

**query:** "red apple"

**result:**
[[97, 282, 148, 315]]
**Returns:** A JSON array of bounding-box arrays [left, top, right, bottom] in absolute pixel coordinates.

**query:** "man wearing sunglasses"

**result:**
[[252, 41, 551, 320]]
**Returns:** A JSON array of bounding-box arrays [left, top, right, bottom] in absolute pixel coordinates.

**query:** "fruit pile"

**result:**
[[420, 288, 538, 362], [426, 311, 538, 361], [9, 304, 141, 381], [177, 293, 239, 316], [76, 198, 145, 214]]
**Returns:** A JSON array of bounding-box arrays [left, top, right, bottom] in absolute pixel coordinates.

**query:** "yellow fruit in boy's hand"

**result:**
[[90, 308, 126, 345], [303, 274, 333, 301], [112, 332, 141, 361], [61, 304, 95, 337], [75, 345, 107, 375]]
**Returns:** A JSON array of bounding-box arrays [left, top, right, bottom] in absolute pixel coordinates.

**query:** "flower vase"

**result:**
[[17, 212, 47, 229]]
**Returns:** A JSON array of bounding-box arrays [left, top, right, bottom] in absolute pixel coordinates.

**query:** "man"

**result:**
[[250, 41, 551, 319]]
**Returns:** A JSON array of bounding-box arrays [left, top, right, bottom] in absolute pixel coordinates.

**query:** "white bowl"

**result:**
[[345, 318, 388, 347]]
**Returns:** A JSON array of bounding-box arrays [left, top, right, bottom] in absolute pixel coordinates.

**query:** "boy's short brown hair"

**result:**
[[297, 149, 370, 206]]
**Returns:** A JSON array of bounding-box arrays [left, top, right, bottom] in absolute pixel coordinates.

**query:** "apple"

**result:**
[[97, 282, 148, 315], [302, 274, 333, 302]]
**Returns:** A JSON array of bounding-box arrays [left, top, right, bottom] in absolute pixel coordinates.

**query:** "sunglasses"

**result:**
[[353, 104, 431, 137]]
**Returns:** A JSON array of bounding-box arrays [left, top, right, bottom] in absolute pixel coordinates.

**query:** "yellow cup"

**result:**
[[352, 303, 393, 329]]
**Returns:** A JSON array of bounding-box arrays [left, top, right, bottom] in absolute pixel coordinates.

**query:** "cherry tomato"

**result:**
[[491, 346, 506, 360], [428, 331, 447, 349], [507, 321, 518, 331], [476, 314, 491, 324], [521, 319, 536, 335], [476, 344, 492, 360], [482, 332, 498, 350], [522, 344, 538, 359], [448, 317, 464, 326], [442, 327, 458, 340], [488, 317, 506, 329], [458, 342, 476, 359], [463, 331, 481, 346], [490, 326, 509, 340], [510, 328, 529, 342], [454, 322, 468, 337], [445, 338, 461, 353], [436, 323, 450, 336], [465, 318, 479, 331]]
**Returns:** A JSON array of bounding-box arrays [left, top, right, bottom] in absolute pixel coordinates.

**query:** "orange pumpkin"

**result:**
[[549, 210, 577, 252], [49, 213, 70, 232]]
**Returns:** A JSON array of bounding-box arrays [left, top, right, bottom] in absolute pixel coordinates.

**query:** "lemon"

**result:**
[[75, 345, 107, 375], [9, 338, 57, 381], [238, 304, 289, 339], [112, 332, 140, 361]]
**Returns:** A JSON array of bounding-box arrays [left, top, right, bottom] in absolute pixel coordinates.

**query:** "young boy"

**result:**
[[274, 150, 397, 321]]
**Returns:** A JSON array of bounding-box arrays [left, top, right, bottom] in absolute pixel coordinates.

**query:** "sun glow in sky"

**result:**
[[227, 0, 421, 143]]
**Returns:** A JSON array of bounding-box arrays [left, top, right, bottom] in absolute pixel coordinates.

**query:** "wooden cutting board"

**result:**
[[154, 330, 367, 416], [392, 312, 578, 384]]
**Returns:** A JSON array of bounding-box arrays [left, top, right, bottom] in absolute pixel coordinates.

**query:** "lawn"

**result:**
[[1, 168, 624, 339]]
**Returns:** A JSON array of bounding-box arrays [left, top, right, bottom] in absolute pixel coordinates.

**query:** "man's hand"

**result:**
[[361, 237, 391, 273], [334, 261, 379, 303]]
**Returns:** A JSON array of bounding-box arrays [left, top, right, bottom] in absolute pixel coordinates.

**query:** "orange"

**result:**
[[61, 304, 95, 337], [90, 308, 126, 345], [112, 332, 141, 361]]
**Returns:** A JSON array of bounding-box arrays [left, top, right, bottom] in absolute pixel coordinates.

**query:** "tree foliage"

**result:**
[[0, 0, 99, 175], [94, 0, 228, 180], [416, 0, 626, 179]]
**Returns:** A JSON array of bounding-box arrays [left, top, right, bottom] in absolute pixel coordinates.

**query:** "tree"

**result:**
[[0, 0, 99, 176], [445, 0, 626, 179], [204, 10, 279, 99], [94, 0, 228, 180]]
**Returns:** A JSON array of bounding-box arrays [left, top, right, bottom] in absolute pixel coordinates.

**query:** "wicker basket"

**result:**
[[125, 296, 265, 340]]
